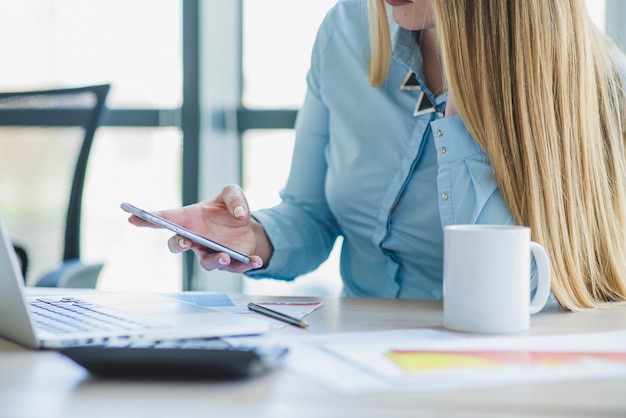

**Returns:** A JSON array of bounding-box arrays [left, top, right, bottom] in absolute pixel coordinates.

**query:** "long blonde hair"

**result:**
[[369, 0, 626, 310]]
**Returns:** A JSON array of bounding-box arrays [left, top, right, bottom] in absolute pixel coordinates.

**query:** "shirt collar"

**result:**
[[392, 24, 447, 114], [391, 24, 424, 78]]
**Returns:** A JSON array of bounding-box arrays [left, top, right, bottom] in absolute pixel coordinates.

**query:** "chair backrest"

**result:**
[[0, 84, 110, 284]]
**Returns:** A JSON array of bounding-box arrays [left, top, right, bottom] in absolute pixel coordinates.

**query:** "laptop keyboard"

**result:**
[[29, 297, 167, 335]]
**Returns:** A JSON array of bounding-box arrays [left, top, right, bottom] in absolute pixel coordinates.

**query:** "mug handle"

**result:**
[[529, 242, 552, 314]]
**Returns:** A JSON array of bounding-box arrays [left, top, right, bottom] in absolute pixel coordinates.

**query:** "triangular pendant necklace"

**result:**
[[400, 71, 438, 117]]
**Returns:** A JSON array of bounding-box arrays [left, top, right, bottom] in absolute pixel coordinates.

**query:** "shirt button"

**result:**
[[436, 130, 442, 137], [440, 147, 447, 154], [442, 193, 449, 200]]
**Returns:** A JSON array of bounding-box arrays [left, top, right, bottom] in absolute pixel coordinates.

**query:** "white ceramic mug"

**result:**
[[443, 225, 551, 333]]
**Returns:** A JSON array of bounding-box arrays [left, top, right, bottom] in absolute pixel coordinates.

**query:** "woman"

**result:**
[[130, 0, 626, 311]]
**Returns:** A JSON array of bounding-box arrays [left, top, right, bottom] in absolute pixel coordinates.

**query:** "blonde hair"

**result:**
[[367, 0, 392, 86], [370, 0, 626, 310]]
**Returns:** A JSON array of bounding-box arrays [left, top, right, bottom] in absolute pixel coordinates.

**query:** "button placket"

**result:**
[[434, 127, 450, 202]]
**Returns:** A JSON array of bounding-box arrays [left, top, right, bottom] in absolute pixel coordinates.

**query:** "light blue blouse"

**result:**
[[247, 0, 515, 298]]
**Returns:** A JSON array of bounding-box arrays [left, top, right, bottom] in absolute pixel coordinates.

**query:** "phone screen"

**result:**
[[120, 202, 251, 264]]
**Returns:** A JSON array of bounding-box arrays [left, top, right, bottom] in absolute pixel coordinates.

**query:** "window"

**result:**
[[0, 0, 183, 292], [1, 0, 622, 296]]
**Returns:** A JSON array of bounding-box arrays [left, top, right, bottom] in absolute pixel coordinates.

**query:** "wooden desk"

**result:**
[[1, 296, 626, 418]]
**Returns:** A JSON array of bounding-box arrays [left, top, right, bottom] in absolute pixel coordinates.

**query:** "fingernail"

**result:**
[[233, 206, 246, 218], [217, 257, 227, 265], [252, 261, 262, 268], [178, 238, 188, 249]]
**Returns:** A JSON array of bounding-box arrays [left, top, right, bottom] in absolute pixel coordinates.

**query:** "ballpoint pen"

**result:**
[[247, 302, 309, 328]]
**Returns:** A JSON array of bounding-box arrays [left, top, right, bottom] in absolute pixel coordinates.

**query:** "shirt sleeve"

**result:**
[[245, 13, 340, 281]]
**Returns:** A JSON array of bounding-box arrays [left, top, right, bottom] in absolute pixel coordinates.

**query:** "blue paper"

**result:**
[[163, 293, 234, 307]]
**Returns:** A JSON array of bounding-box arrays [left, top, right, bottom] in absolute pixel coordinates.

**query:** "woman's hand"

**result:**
[[128, 184, 272, 273]]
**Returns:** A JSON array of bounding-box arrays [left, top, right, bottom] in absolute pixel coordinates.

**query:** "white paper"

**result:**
[[227, 328, 626, 394], [320, 329, 626, 393]]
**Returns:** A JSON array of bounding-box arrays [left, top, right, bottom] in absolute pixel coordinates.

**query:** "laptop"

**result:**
[[0, 215, 271, 350]]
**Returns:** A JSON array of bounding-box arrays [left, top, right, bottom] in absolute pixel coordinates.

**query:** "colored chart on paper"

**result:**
[[385, 350, 626, 372]]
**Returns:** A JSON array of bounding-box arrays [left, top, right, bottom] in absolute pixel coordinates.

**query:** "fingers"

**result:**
[[127, 207, 186, 229], [197, 251, 263, 273], [127, 214, 158, 228], [167, 236, 191, 253], [219, 184, 250, 220], [167, 235, 263, 272]]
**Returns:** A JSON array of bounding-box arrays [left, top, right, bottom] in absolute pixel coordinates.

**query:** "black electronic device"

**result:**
[[59, 339, 287, 380]]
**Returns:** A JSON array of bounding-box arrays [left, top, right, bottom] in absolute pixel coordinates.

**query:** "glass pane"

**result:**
[[82, 127, 183, 292], [0, 0, 182, 108], [242, 0, 337, 108], [585, 0, 606, 30], [0, 126, 84, 284], [242, 130, 294, 210]]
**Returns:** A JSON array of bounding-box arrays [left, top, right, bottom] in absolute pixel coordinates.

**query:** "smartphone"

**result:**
[[120, 202, 251, 264]]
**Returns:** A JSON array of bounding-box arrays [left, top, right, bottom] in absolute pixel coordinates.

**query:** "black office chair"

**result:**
[[0, 84, 110, 288]]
